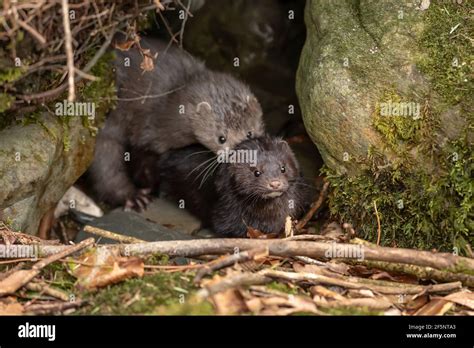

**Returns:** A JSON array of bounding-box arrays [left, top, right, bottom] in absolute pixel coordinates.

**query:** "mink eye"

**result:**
[[218, 136, 226, 144], [247, 131, 252, 139], [281, 166, 286, 173], [254, 170, 261, 177]]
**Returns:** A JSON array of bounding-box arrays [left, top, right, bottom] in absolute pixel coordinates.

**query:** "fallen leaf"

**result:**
[[211, 289, 248, 315], [246, 226, 279, 239], [444, 291, 474, 310], [310, 285, 345, 301], [419, 0, 430, 11], [0, 297, 24, 315], [154, 0, 165, 11], [245, 297, 263, 313], [114, 40, 135, 52], [284, 216, 293, 238], [69, 247, 144, 290], [414, 298, 453, 316], [140, 49, 155, 72], [0, 269, 39, 297]]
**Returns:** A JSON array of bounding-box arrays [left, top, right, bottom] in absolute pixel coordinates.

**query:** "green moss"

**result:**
[[20, 112, 58, 141], [266, 281, 299, 295], [0, 66, 24, 84], [77, 271, 213, 315], [418, 1, 473, 106], [323, 130, 472, 253], [79, 51, 116, 127], [0, 93, 15, 113], [321, 306, 382, 316]]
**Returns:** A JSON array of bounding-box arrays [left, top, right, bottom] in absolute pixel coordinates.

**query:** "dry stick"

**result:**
[[37, 238, 474, 275], [198, 273, 272, 297], [374, 201, 381, 246], [284, 234, 335, 242], [25, 282, 70, 302], [194, 247, 269, 283], [17, 18, 46, 45], [17, 23, 116, 103], [25, 300, 84, 315], [61, 0, 75, 102], [83, 225, 145, 244], [258, 269, 462, 295], [345, 259, 474, 288], [0, 238, 94, 297], [312, 297, 393, 310], [178, 0, 191, 48], [296, 181, 330, 231]]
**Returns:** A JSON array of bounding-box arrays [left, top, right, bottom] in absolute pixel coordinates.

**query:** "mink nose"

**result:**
[[269, 180, 282, 190]]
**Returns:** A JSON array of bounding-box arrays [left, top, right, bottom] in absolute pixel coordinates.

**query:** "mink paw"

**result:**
[[124, 188, 153, 212]]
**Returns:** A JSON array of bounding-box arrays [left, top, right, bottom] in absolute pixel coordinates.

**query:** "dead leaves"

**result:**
[[196, 255, 474, 316], [114, 34, 158, 72], [69, 247, 144, 290], [246, 226, 279, 239], [0, 297, 24, 315], [139, 48, 156, 72]]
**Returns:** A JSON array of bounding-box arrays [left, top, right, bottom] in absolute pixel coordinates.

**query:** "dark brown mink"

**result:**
[[89, 38, 264, 211], [159, 136, 315, 237]]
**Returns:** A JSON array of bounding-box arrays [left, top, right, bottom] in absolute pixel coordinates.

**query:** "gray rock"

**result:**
[[76, 209, 195, 243], [296, 0, 469, 174], [138, 197, 202, 236], [0, 114, 97, 234]]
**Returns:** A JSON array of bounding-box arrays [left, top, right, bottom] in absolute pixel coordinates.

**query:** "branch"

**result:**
[[296, 181, 329, 231], [36, 238, 474, 276], [83, 225, 145, 244], [0, 238, 94, 297], [61, 0, 75, 102]]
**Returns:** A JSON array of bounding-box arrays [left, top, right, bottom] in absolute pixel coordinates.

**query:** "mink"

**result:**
[[159, 136, 314, 237], [89, 38, 264, 210]]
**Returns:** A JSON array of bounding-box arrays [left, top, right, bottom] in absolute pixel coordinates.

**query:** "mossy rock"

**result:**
[[297, 0, 473, 251], [0, 53, 115, 234]]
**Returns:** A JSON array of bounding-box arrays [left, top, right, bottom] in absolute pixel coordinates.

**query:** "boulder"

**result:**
[[296, 0, 472, 250]]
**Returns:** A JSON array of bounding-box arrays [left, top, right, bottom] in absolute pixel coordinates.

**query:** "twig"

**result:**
[[61, 0, 75, 102], [296, 181, 330, 231], [345, 259, 474, 288], [284, 234, 335, 242], [16, 26, 116, 103], [25, 300, 84, 315], [74, 67, 98, 81], [374, 201, 381, 246], [36, 238, 474, 275], [25, 282, 70, 302], [0, 238, 94, 297], [17, 18, 46, 45], [194, 247, 269, 283], [198, 273, 272, 297], [83, 225, 145, 244], [258, 269, 462, 295], [178, 0, 191, 48], [313, 297, 393, 310]]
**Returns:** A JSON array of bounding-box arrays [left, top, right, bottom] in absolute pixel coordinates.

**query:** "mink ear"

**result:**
[[196, 101, 212, 113], [278, 139, 291, 151]]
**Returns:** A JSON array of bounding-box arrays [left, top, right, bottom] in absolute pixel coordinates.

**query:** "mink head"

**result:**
[[227, 136, 300, 200], [187, 72, 264, 153]]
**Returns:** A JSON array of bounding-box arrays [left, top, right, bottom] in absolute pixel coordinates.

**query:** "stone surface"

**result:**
[[0, 114, 97, 235], [138, 197, 203, 236], [296, 0, 470, 174], [76, 209, 194, 243]]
